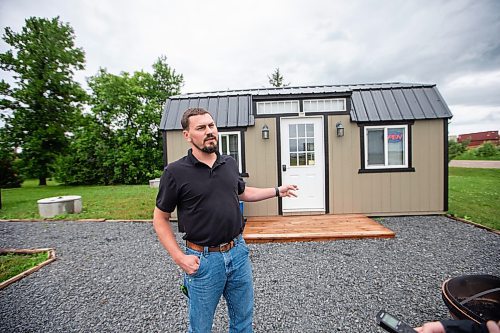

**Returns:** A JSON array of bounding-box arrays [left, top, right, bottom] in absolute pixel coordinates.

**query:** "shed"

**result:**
[[160, 82, 453, 217]]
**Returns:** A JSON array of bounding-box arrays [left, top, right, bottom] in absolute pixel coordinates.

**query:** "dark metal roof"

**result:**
[[160, 82, 452, 130], [160, 95, 253, 130], [350, 86, 452, 122]]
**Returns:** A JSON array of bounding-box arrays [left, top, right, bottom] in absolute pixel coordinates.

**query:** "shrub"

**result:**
[[448, 140, 467, 162], [475, 142, 497, 157]]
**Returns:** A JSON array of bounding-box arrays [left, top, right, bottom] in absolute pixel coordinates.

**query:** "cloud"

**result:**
[[448, 104, 500, 135], [1, 0, 499, 135]]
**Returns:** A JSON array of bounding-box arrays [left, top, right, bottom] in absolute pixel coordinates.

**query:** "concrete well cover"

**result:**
[[37, 196, 83, 218]]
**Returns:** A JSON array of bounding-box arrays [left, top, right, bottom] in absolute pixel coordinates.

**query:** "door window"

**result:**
[[289, 123, 315, 166]]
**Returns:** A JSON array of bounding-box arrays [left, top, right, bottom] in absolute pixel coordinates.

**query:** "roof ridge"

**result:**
[[170, 82, 436, 99]]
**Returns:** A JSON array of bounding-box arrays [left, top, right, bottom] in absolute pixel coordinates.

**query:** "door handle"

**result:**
[[282, 164, 287, 172]]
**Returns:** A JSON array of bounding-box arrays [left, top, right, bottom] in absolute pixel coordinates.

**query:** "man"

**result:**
[[153, 108, 298, 333]]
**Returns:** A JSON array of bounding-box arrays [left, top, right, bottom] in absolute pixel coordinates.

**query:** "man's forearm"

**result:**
[[239, 186, 276, 202], [152, 208, 184, 263]]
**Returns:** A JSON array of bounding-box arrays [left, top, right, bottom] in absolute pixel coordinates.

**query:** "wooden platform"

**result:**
[[243, 214, 395, 243]]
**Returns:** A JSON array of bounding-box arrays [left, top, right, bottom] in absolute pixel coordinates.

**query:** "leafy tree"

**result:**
[[268, 67, 289, 87], [0, 128, 22, 188], [55, 57, 183, 185], [0, 17, 86, 185], [448, 140, 468, 163]]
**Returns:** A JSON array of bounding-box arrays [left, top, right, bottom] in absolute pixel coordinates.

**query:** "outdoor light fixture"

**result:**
[[336, 122, 345, 137], [262, 124, 270, 140]]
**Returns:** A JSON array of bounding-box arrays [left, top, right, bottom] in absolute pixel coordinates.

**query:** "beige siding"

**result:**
[[166, 131, 190, 164], [329, 117, 444, 214], [243, 118, 280, 216]]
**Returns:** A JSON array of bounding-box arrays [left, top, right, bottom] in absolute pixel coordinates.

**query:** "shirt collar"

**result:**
[[187, 149, 226, 167]]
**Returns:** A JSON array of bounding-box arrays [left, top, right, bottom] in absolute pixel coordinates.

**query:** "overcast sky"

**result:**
[[1, 0, 499, 135]]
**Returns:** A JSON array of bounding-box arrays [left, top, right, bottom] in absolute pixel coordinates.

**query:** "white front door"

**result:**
[[280, 116, 325, 213]]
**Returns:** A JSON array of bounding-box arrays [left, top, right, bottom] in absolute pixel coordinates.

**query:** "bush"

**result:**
[[475, 142, 497, 157], [448, 140, 467, 162]]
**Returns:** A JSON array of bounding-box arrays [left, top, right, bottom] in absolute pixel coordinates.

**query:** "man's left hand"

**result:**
[[278, 184, 299, 197]]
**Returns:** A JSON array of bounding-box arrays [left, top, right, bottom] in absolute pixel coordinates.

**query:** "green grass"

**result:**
[[0, 251, 49, 283], [0, 179, 158, 220], [448, 167, 500, 230]]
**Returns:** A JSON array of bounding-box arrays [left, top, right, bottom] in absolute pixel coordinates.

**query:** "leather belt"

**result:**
[[186, 240, 236, 253]]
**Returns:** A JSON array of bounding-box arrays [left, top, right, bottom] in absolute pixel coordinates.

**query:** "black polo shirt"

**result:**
[[156, 149, 246, 246]]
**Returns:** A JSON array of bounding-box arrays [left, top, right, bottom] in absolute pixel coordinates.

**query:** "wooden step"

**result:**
[[243, 214, 395, 243]]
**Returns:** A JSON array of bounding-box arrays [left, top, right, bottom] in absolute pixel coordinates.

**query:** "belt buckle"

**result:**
[[219, 241, 231, 252]]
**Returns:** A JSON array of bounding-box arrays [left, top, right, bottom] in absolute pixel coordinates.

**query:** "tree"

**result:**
[[0, 128, 22, 188], [448, 140, 468, 163], [268, 67, 289, 87], [0, 17, 86, 185], [55, 57, 183, 185]]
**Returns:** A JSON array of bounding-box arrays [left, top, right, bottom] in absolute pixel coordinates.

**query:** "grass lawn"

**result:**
[[0, 251, 49, 283], [448, 167, 500, 230], [0, 179, 158, 220]]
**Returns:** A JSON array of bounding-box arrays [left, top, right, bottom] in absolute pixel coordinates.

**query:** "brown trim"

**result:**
[[0, 248, 56, 290], [446, 214, 500, 235], [358, 122, 414, 173], [359, 167, 415, 174], [162, 131, 168, 167], [444, 119, 449, 211], [252, 92, 351, 101], [252, 95, 352, 119], [218, 128, 248, 176], [276, 118, 283, 215], [277, 115, 328, 215], [323, 116, 330, 214]]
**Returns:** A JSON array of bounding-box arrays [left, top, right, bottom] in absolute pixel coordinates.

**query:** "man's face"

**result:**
[[183, 113, 219, 154]]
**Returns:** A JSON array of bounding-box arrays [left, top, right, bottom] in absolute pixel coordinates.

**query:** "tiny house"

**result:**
[[159, 82, 453, 217]]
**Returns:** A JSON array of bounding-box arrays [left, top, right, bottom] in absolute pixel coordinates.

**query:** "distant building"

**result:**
[[457, 131, 499, 148], [448, 135, 457, 142]]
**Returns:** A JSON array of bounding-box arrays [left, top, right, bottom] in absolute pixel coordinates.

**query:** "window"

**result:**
[[288, 123, 316, 166], [219, 132, 242, 172], [364, 125, 408, 169], [303, 98, 346, 112], [256, 100, 299, 115]]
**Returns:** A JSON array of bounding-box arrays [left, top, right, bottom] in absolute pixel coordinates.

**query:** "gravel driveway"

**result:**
[[1, 216, 499, 332]]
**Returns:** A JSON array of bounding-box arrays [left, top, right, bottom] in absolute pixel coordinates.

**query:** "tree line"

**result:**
[[0, 17, 290, 188], [0, 17, 183, 187]]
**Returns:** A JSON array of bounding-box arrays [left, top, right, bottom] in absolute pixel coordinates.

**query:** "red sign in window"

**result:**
[[388, 132, 403, 143]]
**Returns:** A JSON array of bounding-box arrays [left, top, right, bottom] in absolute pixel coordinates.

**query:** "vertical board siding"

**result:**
[[244, 118, 279, 216], [328, 117, 444, 214]]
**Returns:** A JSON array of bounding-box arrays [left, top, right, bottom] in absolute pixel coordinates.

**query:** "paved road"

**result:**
[[449, 160, 500, 168]]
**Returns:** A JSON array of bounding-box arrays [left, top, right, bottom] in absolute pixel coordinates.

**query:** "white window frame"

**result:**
[[303, 98, 346, 112], [256, 100, 300, 115], [364, 124, 408, 169], [219, 131, 242, 173]]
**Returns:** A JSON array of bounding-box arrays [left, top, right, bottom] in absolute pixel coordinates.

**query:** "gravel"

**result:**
[[0, 216, 499, 333]]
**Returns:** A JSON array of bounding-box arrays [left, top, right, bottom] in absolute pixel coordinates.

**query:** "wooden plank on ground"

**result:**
[[243, 214, 395, 243]]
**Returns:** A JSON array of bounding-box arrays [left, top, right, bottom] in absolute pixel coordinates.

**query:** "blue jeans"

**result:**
[[183, 235, 254, 333]]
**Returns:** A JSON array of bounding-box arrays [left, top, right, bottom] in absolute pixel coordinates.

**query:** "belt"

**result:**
[[186, 239, 236, 253]]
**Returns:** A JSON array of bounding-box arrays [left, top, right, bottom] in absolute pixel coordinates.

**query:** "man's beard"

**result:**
[[193, 135, 218, 154]]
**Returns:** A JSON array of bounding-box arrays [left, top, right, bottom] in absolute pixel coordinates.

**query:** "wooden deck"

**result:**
[[243, 214, 395, 243]]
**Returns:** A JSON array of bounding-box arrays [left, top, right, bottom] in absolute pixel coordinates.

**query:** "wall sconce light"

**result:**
[[262, 124, 270, 140], [336, 122, 344, 137]]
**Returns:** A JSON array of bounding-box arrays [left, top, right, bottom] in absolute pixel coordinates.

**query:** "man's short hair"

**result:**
[[181, 108, 211, 130]]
